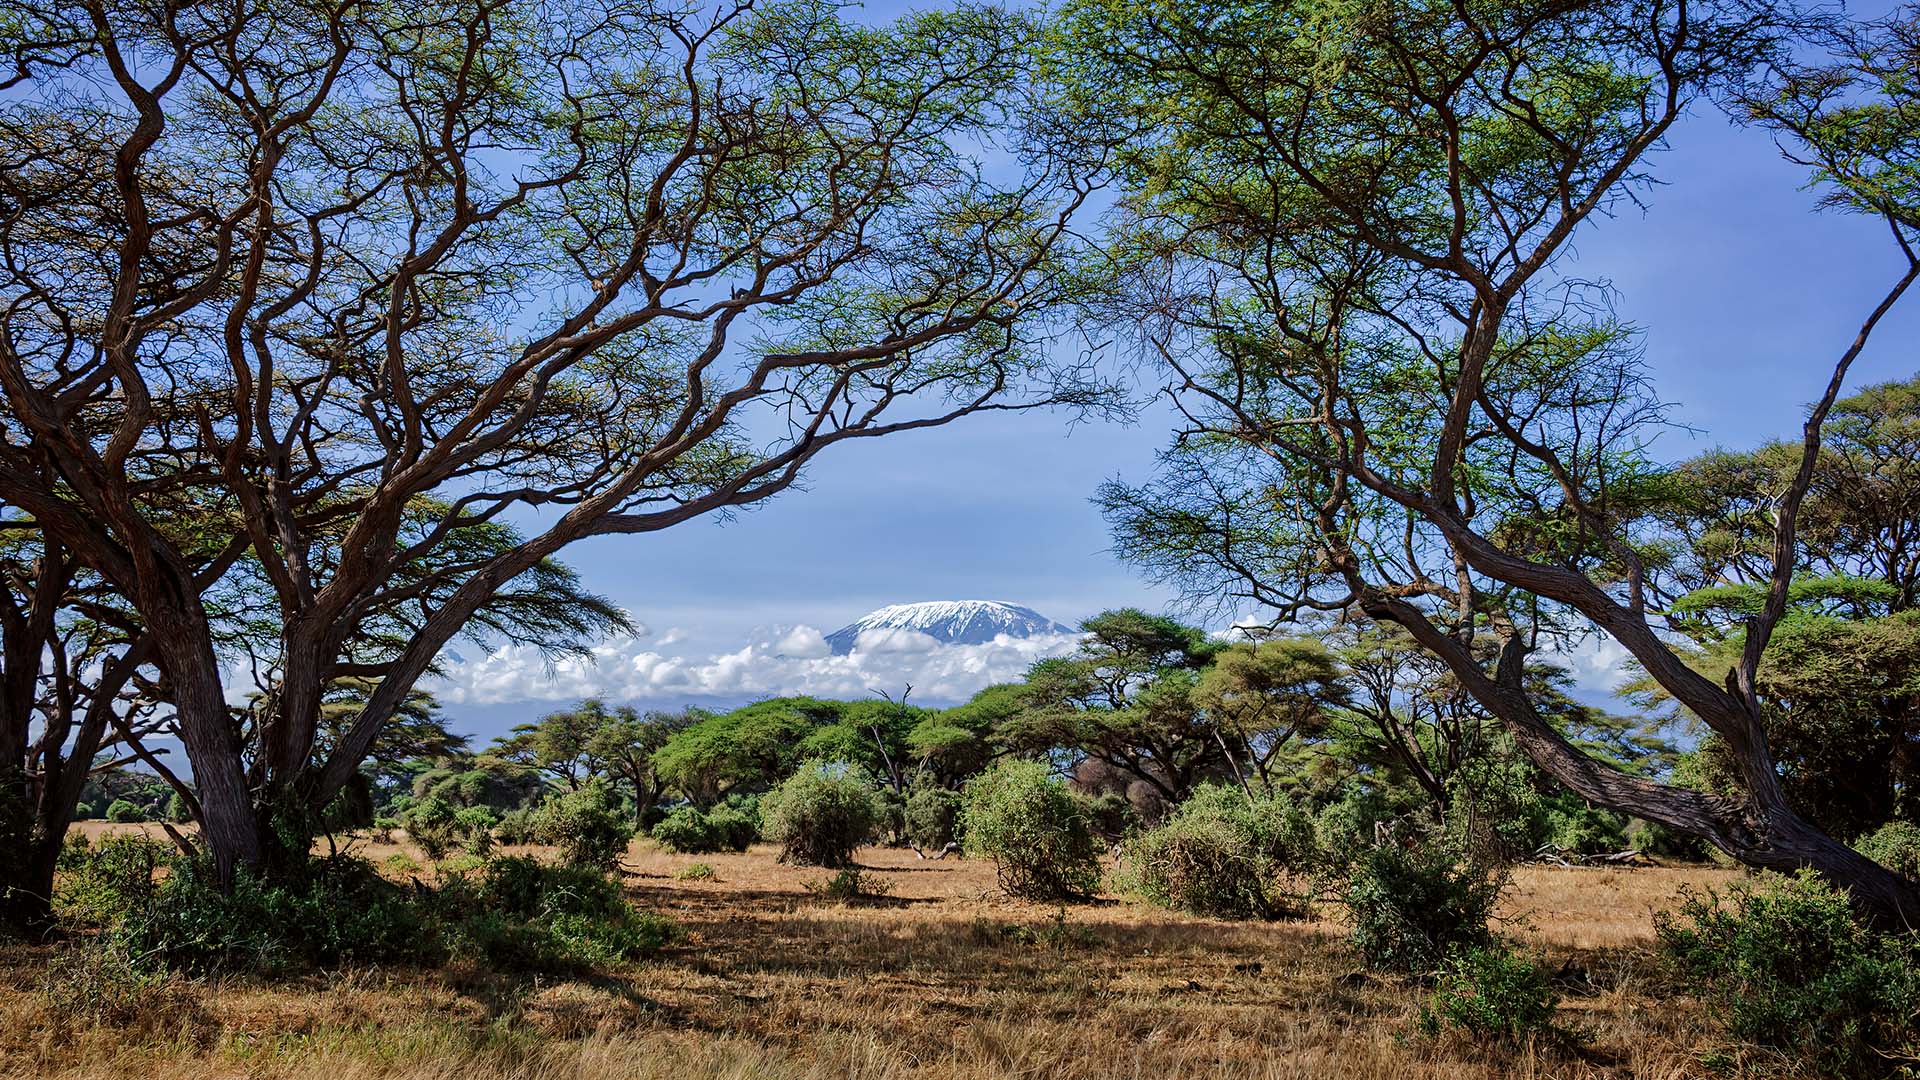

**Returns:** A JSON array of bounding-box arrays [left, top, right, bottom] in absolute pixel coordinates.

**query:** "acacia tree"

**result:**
[[1074, 0, 1920, 923], [999, 609, 1232, 812], [0, 0, 1109, 879]]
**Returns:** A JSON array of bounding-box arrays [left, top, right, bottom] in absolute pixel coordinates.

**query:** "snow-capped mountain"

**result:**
[[825, 600, 1077, 655]]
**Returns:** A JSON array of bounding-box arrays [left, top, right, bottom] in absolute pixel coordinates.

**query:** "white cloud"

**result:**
[[1544, 634, 1637, 694], [773, 625, 831, 658], [428, 623, 1082, 707]]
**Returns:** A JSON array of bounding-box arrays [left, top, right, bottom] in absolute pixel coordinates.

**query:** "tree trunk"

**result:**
[[160, 638, 261, 883], [0, 829, 60, 937]]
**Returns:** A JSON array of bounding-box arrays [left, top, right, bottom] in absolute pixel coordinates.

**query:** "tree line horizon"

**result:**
[[3, 0, 1919, 936]]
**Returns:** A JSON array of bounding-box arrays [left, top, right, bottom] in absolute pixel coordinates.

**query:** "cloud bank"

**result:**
[[429, 623, 1083, 708]]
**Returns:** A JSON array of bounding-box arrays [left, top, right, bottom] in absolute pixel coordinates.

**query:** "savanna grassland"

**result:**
[[1, 824, 1740, 1080]]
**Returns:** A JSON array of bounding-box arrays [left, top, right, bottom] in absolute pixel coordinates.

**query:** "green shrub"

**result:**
[[674, 862, 717, 881], [1343, 836, 1505, 973], [454, 805, 498, 857], [99, 851, 674, 978], [494, 805, 538, 846], [760, 761, 878, 867], [1076, 790, 1140, 841], [806, 866, 892, 901], [650, 802, 756, 854], [904, 783, 962, 851], [53, 834, 167, 928], [1540, 792, 1628, 856], [960, 760, 1102, 901], [1625, 817, 1711, 862], [109, 856, 442, 975], [1117, 784, 1319, 920], [650, 805, 718, 853], [166, 793, 193, 825], [1856, 820, 1920, 881], [104, 799, 145, 824], [531, 784, 635, 869], [400, 795, 462, 859], [1656, 869, 1920, 1077], [1416, 945, 1559, 1045], [382, 852, 423, 875], [1443, 746, 1547, 862], [441, 855, 676, 971]]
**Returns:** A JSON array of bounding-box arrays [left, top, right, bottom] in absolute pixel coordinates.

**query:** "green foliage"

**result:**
[[88, 849, 674, 978], [999, 609, 1235, 810], [673, 862, 717, 881], [439, 855, 678, 972], [1342, 837, 1505, 974], [399, 795, 462, 860], [53, 834, 168, 928], [904, 782, 962, 851], [759, 761, 878, 867], [1416, 946, 1559, 1046], [109, 856, 442, 975], [165, 793, 192, 825], [806, 867, 893, 902], [651, 698, 845, 804], [1656, 870, 1920, 1077], [104, 799, 145, 824], [454, 805, 498, 857], [530, 784, 635, 869], [650, 801, 756, 855], [1540, 792, 1629, 856], [960, 759, 1102, 901], [1116, 784, 1318, 919], [1857, 820, 1920, 881], [409, 762, 545, 814], [494, 806, 539, 846]]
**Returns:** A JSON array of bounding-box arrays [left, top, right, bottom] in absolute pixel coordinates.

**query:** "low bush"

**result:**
[[674, 862, 717, 881], [53, 834, 168, 928], [1539, 793, 1628, 856], [1856, 820, 1920, 881], [1416, 945, 1559, 1045], [441, 855, 678, 971], [651, 800, 758, 855], [806, 866, 892, 902], [1656, 869, 1920, 1077], [960, 759, 1102, 901], [91, 850, 675, 978], [1342, 835, 1505, 973], [494, 805, 538, 846], [104, 799, 145, 824], [108, 855, 441, 975], [904, 782, 962, 851], [1117, 784, 1319, 919], [531, 784, 635, 869], [400, 795, 462, 860], [454, 805, 498, 857], [760, 761, 878, 867]]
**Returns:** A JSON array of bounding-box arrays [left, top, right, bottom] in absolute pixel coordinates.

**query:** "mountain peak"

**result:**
[[825, 600, 1076, 655]]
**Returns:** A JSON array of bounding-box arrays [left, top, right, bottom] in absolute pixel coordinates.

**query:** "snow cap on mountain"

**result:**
[[825, 600, 1077, 655]]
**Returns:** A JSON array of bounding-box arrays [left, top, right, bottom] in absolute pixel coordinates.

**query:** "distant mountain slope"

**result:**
[[825, 600, 1077, 655]]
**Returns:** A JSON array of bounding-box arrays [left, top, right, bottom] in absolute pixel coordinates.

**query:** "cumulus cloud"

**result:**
[[1543, 634, 1637, 694], [428, 622, 1082, 707]]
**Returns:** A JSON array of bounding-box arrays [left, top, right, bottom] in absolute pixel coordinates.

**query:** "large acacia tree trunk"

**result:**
[[153, 632, 261, 884]]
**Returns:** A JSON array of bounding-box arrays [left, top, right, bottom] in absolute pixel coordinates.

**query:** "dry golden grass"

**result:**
[[5, 827, 1745, 1080]]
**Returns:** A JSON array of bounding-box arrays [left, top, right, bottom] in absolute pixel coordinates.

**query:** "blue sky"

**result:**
[[426, 15, 1920, 738]]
